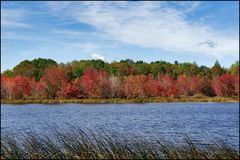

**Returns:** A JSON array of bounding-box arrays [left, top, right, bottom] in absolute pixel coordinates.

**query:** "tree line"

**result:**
[[1, 58, 239, 99]]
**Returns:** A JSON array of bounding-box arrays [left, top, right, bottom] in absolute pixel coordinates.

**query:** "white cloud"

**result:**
[[44, 1, 72, 11], [1, 8, 31, 29], [45, 1, 239, 58], [91, 53, 105, 61]]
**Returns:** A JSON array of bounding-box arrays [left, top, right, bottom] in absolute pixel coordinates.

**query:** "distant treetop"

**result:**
[[1, 58, 238, 81]]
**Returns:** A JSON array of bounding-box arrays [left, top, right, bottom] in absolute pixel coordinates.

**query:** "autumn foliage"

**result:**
[[157, 75, 177, 97], [124, 75, 147, 98], [1, 59, 239, 100], [211, 74, 239, 97], [1, 77, 14, 99], [40, 66, 69, 99], [81, 69, 111, 98]]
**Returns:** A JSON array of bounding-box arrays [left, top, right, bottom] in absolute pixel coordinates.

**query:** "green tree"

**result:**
[[105, 63, 117, 76], [1, 70, 14, 77], [134, 63, 151, 75], [13, 60, 35, 79], [32, 58, 57, 81], [228, 61, 239, 75], [211, 60, 225, 77]]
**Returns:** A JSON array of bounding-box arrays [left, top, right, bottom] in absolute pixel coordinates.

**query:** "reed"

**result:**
[[1, 127, 239, 159]]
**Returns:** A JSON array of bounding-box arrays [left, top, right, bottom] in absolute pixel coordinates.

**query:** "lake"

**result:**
[[1, 102, 239, 149]]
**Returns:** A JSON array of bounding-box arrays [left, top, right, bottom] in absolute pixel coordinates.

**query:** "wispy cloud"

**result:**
[[1, 8, 31, 29], [45, 1, 239, 57]]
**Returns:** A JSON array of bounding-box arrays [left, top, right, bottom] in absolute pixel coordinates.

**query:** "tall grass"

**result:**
[[1, 96, 239, 104], [1, 127, 239, 159]]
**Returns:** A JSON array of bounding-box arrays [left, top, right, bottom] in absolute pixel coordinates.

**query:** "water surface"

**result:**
[[1, 103, 239, 148]]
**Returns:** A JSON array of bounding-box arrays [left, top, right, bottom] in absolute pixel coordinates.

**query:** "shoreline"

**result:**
[[1, 96, 239, 104]]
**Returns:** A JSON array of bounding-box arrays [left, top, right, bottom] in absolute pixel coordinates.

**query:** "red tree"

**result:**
[[57, 82, 72, 99], [124, 75, 147, 98], [29, 79, 45, 98], [12, 76, 31, 99], [199, 77, 215, 97], [212, 74, 238, 96], [81, 69, 110, 98], [233, 75, 239, 95], [57, 78, 84, 99], [189, 75, 202, 95], [176, 74, 190, 96], [71, 78, 84, 98], [96, 71, 111, 98], [81, 69, 99, 98], [40, 66, 69, 98], [145, 75, 158, 97], [1, 77, 14, 99], [157, 75, 177, 97]]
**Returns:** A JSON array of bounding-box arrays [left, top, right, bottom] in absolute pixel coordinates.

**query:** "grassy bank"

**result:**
[[1, 96, 239, 104], [1, 128, 239, 159]]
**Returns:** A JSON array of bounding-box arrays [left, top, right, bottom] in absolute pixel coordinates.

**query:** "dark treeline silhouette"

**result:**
[[1, 58, 239, 99]]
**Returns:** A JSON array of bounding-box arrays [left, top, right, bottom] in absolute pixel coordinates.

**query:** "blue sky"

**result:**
[[1, 1, 239, 72]]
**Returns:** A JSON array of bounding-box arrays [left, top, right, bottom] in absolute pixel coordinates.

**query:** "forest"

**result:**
[[1, 58, 239, 100]]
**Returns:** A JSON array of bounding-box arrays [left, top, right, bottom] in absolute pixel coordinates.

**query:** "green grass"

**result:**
[[1, 127, 239, 159], [1, 96, 239, 104]]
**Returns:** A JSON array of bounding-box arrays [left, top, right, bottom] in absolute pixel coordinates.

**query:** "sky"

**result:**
[[1, 1, 239, 72]]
